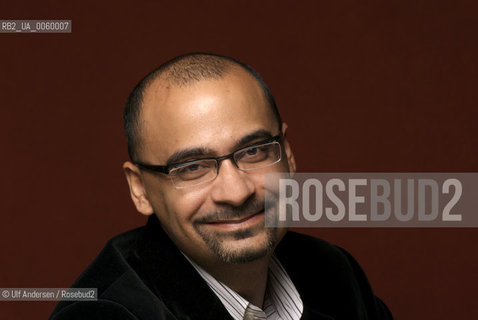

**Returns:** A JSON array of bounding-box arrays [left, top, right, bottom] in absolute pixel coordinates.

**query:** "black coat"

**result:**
[[50, 215, 393, 319]]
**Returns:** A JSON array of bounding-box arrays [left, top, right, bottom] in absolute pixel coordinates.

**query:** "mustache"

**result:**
[[194, 197, 276, 224]]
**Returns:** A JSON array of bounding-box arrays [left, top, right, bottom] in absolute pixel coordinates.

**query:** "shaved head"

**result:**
[[124, 53, 281, 161]]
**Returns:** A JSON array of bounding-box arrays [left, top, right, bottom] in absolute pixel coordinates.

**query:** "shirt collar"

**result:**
[[183, 254, 303, 320]]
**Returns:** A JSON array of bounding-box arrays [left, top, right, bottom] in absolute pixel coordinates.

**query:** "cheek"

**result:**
[[159, 187, 211, 228], [251, 174, 266, 192], [246, 167, 278, 192]]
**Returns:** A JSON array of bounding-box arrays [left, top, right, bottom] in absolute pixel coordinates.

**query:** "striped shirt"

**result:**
[[184, 255, 303, 320]]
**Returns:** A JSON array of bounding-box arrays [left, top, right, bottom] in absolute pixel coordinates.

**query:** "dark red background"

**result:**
[[1, 1, 477, 319]]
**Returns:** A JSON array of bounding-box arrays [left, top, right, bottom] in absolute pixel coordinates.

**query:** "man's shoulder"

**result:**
[[50, 218, 227, 320], [50, 226, 175, 319], [72, 226, 145, 290], [277, 231, 393, 319]]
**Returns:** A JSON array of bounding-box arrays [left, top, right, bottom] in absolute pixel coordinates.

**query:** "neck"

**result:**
[[200, 254, 272, 308]]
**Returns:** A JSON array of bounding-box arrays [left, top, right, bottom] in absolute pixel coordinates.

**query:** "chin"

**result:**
[[210, 228, 279, 264]]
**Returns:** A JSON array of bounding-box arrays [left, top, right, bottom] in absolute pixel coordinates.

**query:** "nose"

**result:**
[[210, 159, 255, 206]]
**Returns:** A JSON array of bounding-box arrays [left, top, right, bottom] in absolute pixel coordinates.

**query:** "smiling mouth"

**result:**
[[205, 211, 265, 229]]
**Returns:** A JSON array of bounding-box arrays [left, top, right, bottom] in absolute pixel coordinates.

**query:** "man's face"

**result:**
[[124, 68, 295, 266]]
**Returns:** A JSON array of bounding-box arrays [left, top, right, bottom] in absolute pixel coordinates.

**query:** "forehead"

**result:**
[[139, 68, 278, 162]]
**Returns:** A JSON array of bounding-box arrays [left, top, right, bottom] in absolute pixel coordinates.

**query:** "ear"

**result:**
[[281, 123, 296, 175], [123, 161, 154, 216]]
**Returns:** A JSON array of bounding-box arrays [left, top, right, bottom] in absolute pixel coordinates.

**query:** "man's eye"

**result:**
[[174, 161, 214, 180], [184, 164, 200, 172], [178, 163, 205, 173], [246, 147, 259, 155], [238, 145, 270, 162], [245, 146, 269, 156]]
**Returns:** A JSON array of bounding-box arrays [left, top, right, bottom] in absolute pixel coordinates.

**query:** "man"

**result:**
[[50, 53, 393, 319]]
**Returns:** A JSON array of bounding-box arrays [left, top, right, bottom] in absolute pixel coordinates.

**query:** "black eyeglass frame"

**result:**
[[133, 135, 282, 175]]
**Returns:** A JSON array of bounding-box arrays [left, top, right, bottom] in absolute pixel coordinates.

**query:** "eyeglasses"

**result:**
[[134, 135, 282, 189]]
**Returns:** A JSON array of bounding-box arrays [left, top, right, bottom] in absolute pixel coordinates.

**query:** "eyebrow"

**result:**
[[165, 129, 275, 165]]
